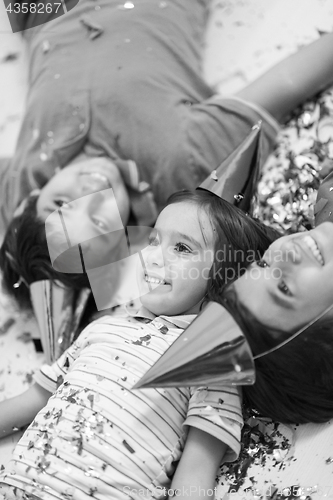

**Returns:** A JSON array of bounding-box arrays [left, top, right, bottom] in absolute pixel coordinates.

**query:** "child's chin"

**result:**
[[140, 295, 167, 315]]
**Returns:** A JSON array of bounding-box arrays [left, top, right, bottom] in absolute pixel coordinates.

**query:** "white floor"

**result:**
[[1, 0, 333, 497]]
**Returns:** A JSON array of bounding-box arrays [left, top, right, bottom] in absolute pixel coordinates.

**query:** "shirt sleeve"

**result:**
[[183, 386, 243, 463], [152, 96, 280, 211], [33, 327, 90, 393], [187, 96, 280, 168]]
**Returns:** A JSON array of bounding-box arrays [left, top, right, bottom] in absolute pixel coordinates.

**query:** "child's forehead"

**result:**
[[154, 202, 214, 245], [156, 202, 201, 227]]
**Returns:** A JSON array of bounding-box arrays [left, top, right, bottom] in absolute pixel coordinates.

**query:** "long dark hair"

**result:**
[[219, 285, 333, 424]]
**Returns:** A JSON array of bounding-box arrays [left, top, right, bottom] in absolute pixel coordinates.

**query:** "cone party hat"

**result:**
[[134, 302, 255, 390], [198, 122, 262, 213]]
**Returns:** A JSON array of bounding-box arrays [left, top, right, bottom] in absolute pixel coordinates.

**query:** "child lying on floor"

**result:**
[[0, 189, 276, 500]]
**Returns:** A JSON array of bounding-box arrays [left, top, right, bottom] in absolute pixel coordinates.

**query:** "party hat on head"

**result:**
[[198, 122, 262, 214], [133, 301, 255, 390]]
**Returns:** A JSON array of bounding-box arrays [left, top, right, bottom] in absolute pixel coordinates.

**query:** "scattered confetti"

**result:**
[[253, 87, 333, 233]]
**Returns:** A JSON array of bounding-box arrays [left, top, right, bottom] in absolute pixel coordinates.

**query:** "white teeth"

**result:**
[[303, 235, 324, 265], [144, 274, 165, 285]]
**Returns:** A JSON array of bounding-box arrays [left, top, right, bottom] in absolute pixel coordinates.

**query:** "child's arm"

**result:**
[[169, 426, 226, 499], [0, 383, 51, 439], [236, 32, 333, 124]]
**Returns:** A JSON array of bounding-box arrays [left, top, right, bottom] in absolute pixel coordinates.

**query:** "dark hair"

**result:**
[[167, 190, 281, 292], [219, 285, 333, 424], [0, 195, 90, 310]]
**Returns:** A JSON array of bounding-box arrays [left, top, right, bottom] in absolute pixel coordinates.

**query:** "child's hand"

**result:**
[[169, 427, 227, 499]]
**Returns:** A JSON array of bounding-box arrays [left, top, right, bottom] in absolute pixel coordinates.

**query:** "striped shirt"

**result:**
[[0, 312, 242, 500]]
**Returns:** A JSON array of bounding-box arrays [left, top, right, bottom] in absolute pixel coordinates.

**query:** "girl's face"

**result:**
[[138, 202, 215, 316], [233, 222, 333, 331]]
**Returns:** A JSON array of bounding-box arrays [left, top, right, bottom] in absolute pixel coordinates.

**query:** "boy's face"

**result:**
[[138, 201, 215, 316], [37, 156, 130, 227]]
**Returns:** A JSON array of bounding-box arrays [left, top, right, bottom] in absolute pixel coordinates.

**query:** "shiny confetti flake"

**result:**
[[87, 393, 94, 409], [218, 407, 293, 492]]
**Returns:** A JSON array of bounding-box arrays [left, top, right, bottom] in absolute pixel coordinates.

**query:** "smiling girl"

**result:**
[[0, 190, 277, 500]]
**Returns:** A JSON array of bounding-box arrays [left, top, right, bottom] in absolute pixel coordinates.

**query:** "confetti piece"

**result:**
[[210, 170, 218, 181], [25, 372, 34, 385], [56, 375, 64, 389], [0, 317, 15, 335], [16, 331, 32, 343], [122, 439, 135, 453], [2, 53, 19, 62], [87, 393, 94, 409], [140, 334, 151, 342]]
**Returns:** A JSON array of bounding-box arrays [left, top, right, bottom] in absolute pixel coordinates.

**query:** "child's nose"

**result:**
[[146, 244, 165, 268]]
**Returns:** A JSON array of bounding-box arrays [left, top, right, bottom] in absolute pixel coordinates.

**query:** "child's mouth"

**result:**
[[144, 273, 167, 286]]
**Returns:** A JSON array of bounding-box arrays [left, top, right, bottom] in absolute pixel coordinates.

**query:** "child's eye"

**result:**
[[256, 259, 269, 268], [278, 280, 292, 296], [175, 242, 192, 253]]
